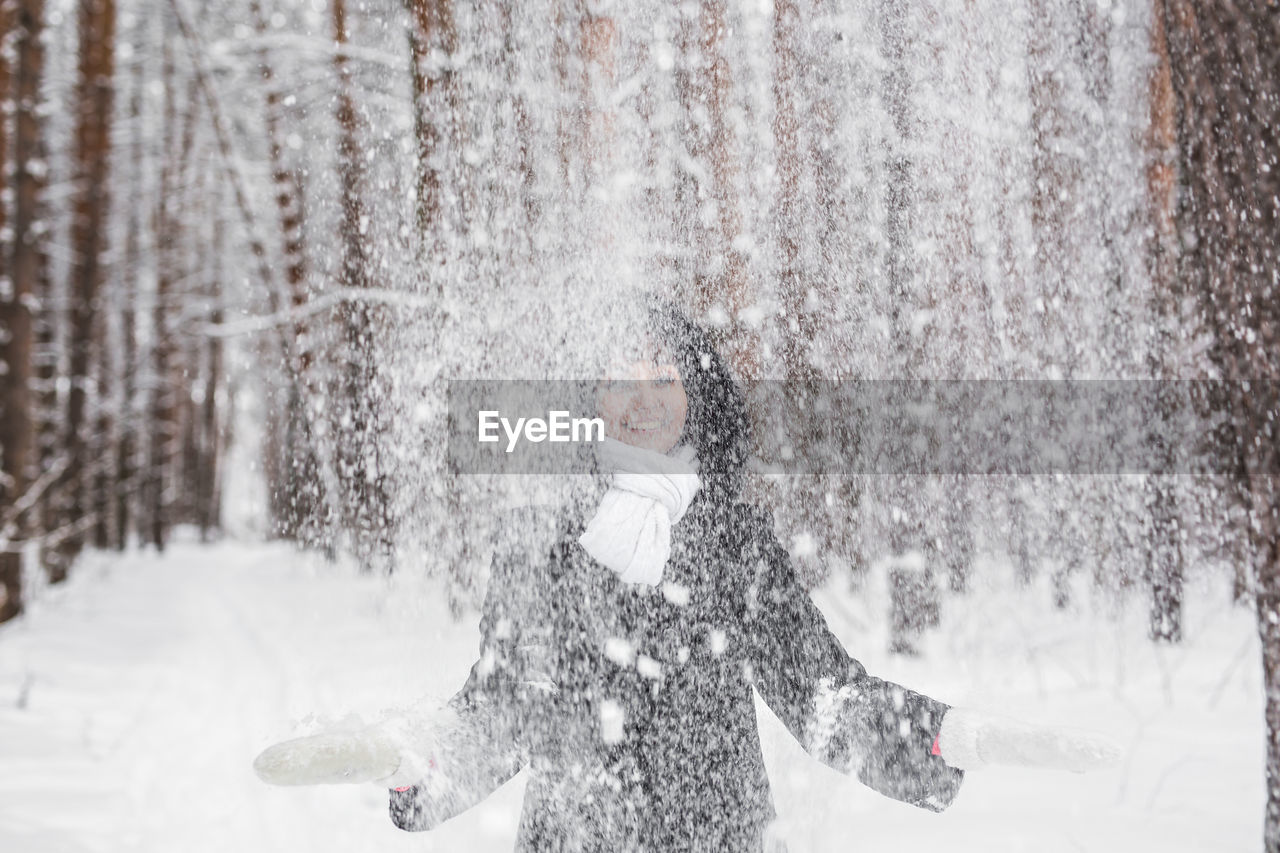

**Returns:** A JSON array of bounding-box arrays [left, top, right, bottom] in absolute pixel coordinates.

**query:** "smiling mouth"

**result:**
[[623, 419, 668, 432]]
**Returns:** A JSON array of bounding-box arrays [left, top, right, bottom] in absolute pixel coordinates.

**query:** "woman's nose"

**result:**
[[627, 386, 662, 410]]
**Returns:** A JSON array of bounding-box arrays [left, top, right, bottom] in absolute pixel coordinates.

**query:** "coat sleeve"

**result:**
[[390, 507, 558, 831], [740, 505, 965, 812]]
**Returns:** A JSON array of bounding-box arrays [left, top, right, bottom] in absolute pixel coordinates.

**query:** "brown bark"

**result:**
[[1026, 0, 1089, 375], [114, 21, 144, 551], [192, 188, 223, 542], [773, 0, 808, 384], [1146, 477, 1184, 641], [58, 0, 116, 573], [676, 0, 757, 380], [0, 0, 47, 613], [0, 0, 26, 622], [405, 0, 456, 258], [333, 0, 367, 297], [32, 176, 58, 562], [577, 13, 617, 180], [8, 0, 50, 592], [250, 1, 308, 311], [248, 0, 325, 543], [179, 378, 198, 525], [333, 0, 391, 564], [878, 1, 920, 379], [145, 42, 193, 552], [766, 0, 839, 586], [888, 565, 940, 657], [1145, 9, 1185, 642], [875, 1, 937, 603], [90, 305, 114, 549], [198, 307, 223, 540], [10, 0, 45, 464], [1157, 1, 1279, 847]]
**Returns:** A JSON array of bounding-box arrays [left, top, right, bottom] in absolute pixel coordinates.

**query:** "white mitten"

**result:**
[[253, 703, 453, 789], [937, 707, 1123, 773], [253, 725, 401, 786]]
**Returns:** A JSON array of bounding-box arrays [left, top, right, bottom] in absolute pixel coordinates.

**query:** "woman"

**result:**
[[254, 300, 1119, 851]]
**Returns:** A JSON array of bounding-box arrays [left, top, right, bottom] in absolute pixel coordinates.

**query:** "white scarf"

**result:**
[[577, 438, 701, 586]]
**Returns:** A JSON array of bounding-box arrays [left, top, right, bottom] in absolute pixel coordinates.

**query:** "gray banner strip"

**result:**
[[445, 380, 1273, 475]]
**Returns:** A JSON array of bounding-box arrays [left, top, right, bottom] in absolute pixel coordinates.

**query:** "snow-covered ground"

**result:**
[[0, 534, 1263, 852]]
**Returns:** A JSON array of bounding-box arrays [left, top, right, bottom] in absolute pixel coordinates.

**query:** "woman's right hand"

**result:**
[[253, 724, 404, 786], [253, 713, 440, 788]]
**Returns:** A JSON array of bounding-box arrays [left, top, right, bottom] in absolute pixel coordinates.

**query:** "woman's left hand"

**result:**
[[936, 707, 1124, 773]]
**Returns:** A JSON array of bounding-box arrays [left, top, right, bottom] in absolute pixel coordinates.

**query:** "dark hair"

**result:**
[[642, 298, 750, 501]]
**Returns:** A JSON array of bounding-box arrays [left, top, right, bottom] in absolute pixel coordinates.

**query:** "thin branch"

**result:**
[[166, 0, 282, 319], [207, 32, 413, 76], [1, 511, 99, 554], [189, 286, 441, 338], [0, 458, 70, 547]]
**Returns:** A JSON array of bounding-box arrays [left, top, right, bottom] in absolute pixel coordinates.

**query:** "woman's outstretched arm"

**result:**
[[385, 678, 528, 830], [739, 505, 964, 812], [251, 556, 532, 822], [389, 506, 561, 830]]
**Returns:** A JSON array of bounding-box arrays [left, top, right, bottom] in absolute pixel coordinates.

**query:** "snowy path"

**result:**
[[0, 538, 1265, 852]]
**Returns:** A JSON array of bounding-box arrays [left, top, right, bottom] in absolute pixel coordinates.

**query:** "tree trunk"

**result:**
[[1143, 0, 1186, 644], [332, 0, 391, 566], [0, 0, 26, 622], [193, 205, 224, 542], [1027, 0, 1089, 376], [91, 300, 114, 549], [1146, 476, 1184, 642], [1157, 1, 1279, 847], [675, 0, 756, 379], [404, 0, 455, 259], [767, 0, 838, 586], [2, 0, 48, 617], [249, 0, 327, 544], [875, 1, 936, 605], [115, 18, 145, 551], [773, 0, 808, 384], [147, 36, 182, 552], [198, 306, 223, 540], [877, 0, 922, 380], [59, 0, 116, 572]]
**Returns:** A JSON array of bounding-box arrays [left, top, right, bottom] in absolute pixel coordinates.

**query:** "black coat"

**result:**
[[388, 495, 965, 851]]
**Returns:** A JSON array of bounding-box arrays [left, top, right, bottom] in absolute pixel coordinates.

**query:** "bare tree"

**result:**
[[0, 0, 50, 623], [1140, 5, 1186, 643], [332, 0, 391, 566], [248, 0, 327, 544], [674, 0, 757, 379], [0, 0, 28, 622], [404, 0, 456, 258], [195, 216, 225, 540], [114, 12, 145, 552], [1156, 1, 1279, 847], [56, 0, 116, 571], [145, 35, 181, 551]]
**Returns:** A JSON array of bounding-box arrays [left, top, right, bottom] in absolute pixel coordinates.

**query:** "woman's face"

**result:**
[[597, 355, 689, 454]]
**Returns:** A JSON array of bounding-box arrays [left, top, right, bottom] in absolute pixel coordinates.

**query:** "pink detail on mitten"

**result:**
[[391, 758, 438, 792]]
